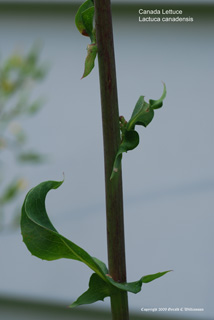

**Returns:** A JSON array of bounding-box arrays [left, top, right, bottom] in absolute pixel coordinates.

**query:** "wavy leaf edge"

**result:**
[[21, 179, 171, 307], [111, 83, 167, 179]]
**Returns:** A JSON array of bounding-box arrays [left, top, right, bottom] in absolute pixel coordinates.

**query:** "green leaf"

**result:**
[[0, 179, 22, 204], [107, 270, 172, 294], [71, 270, 172, 307], [110, 130, 139, 180], [27, 99, 43, 115], [92, 257, 108, 274], [141, 270, 172, 283], [127, 97, 154, 130], [21, 180, 106, 281], [18, 151, 45, 163], [127, 83, 166, 130], [75, 0, 94, 37], [149, 82, 166, 110], [130, 96, 146, 119], [82, 44, 97, 78], [82, 6, 95, 40], [111, 84, 167, 178], [70, 273, 112, 308], [21, 179, 171, 307]]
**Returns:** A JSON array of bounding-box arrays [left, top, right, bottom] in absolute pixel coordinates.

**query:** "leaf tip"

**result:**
[[110, 168, 118, 180], [81, 29, 90, 37]]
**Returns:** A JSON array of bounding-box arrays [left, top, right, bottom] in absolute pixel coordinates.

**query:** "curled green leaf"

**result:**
[[75, 0, 97, 78], [110, 130, 139, 180], [75, 0, 94, 37], [149, 82, 166, 109], [82, 43, 97, 79], [82, 6, 95, 40], [21, 180, 106, 281], [111, 84, 167, 179], [21, 180, 171, 307], [127, 83, 166, 130], [127, 97, 154, 130]]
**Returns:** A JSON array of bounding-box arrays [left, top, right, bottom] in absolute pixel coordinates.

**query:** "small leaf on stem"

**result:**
[[110, 130, 139, 180], [75, 0, 94, 37], [82, 44, 97, 79], [82, 7, 95, 40], [111, 83, 167, 179], [127, 97, 154, 130]]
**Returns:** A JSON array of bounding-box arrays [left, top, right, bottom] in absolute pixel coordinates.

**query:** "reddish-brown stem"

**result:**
[[94, 1, 129, 319]]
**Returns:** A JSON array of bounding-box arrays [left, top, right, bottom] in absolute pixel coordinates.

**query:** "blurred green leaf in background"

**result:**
[[0, 46, 48, 231]]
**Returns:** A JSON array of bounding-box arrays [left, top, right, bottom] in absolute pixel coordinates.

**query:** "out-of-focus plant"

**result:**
[[0, 47, 47, 230]]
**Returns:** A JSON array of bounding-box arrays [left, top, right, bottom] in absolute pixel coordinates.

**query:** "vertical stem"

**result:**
[[94, 1, 129, 319]]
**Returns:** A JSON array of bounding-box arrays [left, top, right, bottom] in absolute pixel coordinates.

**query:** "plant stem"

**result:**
[[94, 1, 129, 319]]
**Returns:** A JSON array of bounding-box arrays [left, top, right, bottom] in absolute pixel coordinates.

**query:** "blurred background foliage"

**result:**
[[0, 46, 48, 231]]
